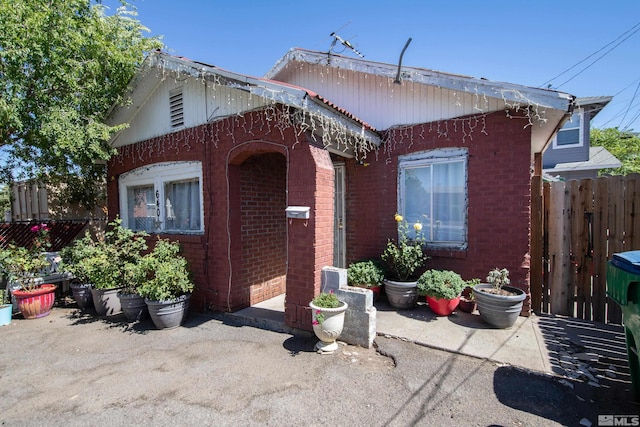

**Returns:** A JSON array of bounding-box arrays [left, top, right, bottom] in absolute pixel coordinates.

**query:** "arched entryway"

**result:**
[[228, 148, 288, 309]]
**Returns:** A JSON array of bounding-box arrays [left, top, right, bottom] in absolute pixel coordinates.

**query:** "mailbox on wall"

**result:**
[[285, 206, 310, 220]]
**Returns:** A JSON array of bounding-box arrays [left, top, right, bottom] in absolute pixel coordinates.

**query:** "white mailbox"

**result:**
[[285, 206, 310, 220]]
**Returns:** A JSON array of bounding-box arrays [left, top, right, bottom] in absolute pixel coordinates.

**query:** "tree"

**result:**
[[591, 128, 640, 176], [0, 0, 161, 207]]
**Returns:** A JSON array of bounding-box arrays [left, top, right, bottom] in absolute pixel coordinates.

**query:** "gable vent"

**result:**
[[169, 88, 184, 129]]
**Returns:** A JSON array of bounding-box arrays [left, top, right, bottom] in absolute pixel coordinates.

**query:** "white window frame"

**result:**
[[552, 109, 584, 150], [119, 161, 204, 234], [398, 148, 468, 249]]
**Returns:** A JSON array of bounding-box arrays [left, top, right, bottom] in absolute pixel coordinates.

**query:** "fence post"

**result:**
[[530, 176, 543, 313], [549, 181, 572, 315]]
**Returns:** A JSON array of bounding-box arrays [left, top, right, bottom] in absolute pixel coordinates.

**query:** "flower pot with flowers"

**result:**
[[309, 291, 348, 354], [0, 224, 57, 319], [347, 260, 385, 301], [381, 214, 428, 309], [473, 268, 526, 329], [417, 269, 468, 316], [0, 289, 12, 326]]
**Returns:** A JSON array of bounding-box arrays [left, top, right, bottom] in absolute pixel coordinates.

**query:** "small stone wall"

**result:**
[[321, 266, 376, 348]]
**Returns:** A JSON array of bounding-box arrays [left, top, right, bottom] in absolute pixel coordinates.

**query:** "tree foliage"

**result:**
[[591, 128, 640, 175], [0, 0, 161, 205]]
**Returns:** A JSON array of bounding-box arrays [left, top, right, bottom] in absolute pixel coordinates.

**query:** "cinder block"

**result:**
[[320, 266, 347, 292]]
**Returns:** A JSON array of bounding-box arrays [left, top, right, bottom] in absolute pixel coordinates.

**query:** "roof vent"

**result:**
[[169, 88, 184, 128]]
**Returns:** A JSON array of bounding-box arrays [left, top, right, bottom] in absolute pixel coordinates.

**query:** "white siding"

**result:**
[[274, 62, 502, 130], [112, 77, 268, 148]]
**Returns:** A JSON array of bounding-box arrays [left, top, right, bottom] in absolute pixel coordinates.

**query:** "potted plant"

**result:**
[[308, 290, 348, 354], [0, 289, 12, 326], [138, 238, 194, 330], [347, 260, 385, 301], [380, 213, 428, 309], [473, 268, 526, 329], [60, 234, 95, 310], [0, 224, 57, 319], [417, 269, 468, 316], [63, 218, 149, 316], [458, 279, 479, 313], [117, 261, 150, 323]]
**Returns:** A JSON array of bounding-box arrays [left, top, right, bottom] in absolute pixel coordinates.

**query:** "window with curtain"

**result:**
[[399, 149, 467, 249], [119, 162, 203, 234]]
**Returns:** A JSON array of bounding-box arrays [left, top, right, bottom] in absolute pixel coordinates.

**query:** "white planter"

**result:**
[[309, 300, 348, 353]]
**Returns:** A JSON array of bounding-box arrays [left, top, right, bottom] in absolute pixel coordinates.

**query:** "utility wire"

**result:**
[[618, 81, 640, 129], [540, 21, 640, 89]]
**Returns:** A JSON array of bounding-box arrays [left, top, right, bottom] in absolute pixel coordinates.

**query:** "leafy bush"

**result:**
[[417, 269, 467, 300], [60, 218, 149, 291], [347, 260, 385, 288], [381, 214, 428, 281], [137, 238, 194, 302]]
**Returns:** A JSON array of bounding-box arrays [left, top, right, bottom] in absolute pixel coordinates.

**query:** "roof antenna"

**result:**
[[394, 37, 412, 84], [330, 32, 365, 58]]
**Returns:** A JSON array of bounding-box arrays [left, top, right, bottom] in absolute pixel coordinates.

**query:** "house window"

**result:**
[[169, 87, 184, 129], [552, 110, 583, 149], [398, 148, 467, 249], [119, 162, 203, 234]]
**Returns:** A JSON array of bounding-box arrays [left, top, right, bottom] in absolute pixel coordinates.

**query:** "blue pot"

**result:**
[[0, 304, 12, 326]]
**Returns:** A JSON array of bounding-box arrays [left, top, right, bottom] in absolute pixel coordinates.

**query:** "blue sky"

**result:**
[[110, 0, 640, 131]]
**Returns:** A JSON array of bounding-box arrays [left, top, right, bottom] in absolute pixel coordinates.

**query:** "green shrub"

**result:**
[[347, 260, 385, 288], [417, 269, 467, 300]]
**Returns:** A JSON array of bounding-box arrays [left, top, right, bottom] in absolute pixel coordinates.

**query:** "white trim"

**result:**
[[552, 109, 584, 150], [118, 161, 204, 233]]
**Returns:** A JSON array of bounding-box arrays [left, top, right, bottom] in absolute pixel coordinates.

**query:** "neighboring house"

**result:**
[[543, 96, 620, 181], [106, 50, 574, 330]]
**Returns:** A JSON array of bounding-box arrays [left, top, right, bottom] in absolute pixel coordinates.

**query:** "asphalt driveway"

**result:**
[[0, 306, 638, 426]]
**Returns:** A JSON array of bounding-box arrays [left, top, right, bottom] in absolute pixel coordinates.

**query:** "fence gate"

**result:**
[[530, 174, 640, 324]]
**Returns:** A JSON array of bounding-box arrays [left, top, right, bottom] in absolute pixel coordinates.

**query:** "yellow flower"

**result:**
[[394, 213, 403, 222], [413, 222, 423, 232]]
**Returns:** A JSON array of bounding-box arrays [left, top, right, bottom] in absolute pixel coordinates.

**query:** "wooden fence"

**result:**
[[530, 174, 640, 324]]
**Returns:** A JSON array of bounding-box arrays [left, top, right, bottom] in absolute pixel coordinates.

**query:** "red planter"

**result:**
[[426, 295, 460, 316], [12, 284, 57, 319]]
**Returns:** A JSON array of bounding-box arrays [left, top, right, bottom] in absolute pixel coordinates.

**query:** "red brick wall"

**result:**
[[238, 153, 287, 306], [108, 108, 334, 328], [345, 111, 534, 313]]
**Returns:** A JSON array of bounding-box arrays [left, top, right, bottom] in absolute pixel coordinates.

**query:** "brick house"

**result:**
[[106, 50, 574, 330]]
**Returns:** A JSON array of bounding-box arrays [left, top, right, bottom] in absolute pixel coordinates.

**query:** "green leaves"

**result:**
[[0, 0, 161, 190], [591, 128, 640, 176]]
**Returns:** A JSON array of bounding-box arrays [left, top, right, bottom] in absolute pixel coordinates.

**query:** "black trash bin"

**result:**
[[607, 251, 640, 399]]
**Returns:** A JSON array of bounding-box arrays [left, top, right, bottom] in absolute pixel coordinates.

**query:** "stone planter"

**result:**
[[12, 284, 57, 319], [145, 294, 191, 330], [70, 283, 93, 310], [473, 284, 526, 329], [383, 279, 418, 309], [309, 300, 348, 353], [118, 292, 148, 322], [91, 286, 124, 316]]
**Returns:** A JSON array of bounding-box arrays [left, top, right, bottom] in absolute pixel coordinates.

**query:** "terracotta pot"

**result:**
[[458, 298, 476, 313], [12, 284, 57, 319], [426, 295, 460, 316]]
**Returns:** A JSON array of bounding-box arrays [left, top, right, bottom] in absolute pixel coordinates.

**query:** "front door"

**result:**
[[333, 163, 346, 268]]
